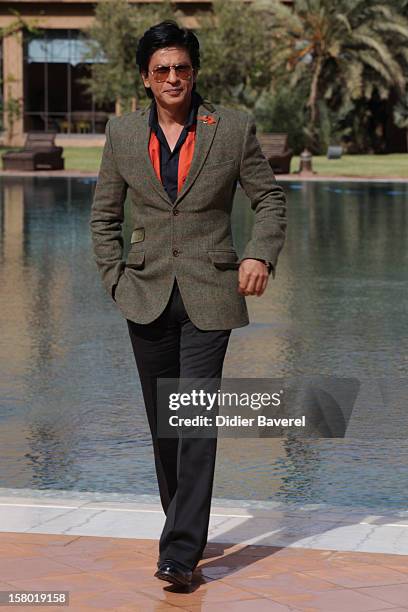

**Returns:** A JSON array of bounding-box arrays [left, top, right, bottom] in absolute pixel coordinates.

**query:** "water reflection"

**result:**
[[0, 177, 407, 508]]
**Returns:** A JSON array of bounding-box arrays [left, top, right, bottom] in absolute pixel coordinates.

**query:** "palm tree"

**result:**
[[256, 0, 408, 150]]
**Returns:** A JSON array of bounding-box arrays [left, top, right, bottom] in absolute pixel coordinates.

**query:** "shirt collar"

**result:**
[[149, 90, 203, 132]]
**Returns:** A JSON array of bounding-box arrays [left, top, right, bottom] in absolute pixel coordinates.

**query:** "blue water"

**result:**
[[1, 176, 407, 509]]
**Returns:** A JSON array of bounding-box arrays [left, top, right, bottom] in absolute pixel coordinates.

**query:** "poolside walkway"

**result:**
[[1, 489, 408, 611], [1, 169, 408, 182]]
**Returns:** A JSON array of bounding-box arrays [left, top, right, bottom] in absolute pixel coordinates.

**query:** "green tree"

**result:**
[[81, 0, 174, 113], [253, 86, 307, 153], [196, 0, 272, 109], [257, 0, 408, 152], [81, 0, 272, 114]]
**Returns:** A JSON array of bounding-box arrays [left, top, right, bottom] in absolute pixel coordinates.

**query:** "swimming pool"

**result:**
[[0, 176, 407, 509]]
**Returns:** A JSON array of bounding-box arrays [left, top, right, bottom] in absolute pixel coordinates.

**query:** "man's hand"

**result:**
[[238, 258, 269, 296]]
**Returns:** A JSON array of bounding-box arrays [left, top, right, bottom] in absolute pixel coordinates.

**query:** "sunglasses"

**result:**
[[149, 63, 194, 83]]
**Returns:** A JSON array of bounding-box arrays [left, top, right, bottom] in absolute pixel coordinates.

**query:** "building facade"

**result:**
[[0, 0, 226, 146], [7, 1, 405, 155]]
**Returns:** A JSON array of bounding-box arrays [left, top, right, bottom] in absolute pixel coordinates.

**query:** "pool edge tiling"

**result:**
[[1, 488, 408, 557]]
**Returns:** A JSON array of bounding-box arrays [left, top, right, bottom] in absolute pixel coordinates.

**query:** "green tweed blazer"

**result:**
[[89, 96, 287, 331]]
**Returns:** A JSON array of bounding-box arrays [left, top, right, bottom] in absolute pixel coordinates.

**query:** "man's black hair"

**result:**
[[136, 20, 200, 99]]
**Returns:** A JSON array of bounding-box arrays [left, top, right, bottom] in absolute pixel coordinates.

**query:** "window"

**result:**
[[23, 29, 114, 134]]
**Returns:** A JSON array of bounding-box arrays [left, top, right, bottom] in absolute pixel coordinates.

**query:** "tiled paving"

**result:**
[[1, 490, 408, 610], [1, 533, 408, 611]]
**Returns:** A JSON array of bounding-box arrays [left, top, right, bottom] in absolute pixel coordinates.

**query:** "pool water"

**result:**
[[0, 176, 407, 509]]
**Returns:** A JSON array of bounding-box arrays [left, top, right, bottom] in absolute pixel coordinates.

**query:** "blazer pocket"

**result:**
[[207, 249, 240, 270], [202, 159, 236, 172], [125, 250, 145, 269]]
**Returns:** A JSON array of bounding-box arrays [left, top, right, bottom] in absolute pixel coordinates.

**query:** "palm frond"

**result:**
[[374, 22, 408, 40], [351, 32, 405, 87], [346, 61, 364, 99], [356, 50, 394, 84], [377, 83, 389, 99], [371, 4, 396, 21], [334, 13, 352, 34]]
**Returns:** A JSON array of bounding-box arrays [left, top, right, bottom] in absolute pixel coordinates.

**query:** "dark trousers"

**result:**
[[126, 279, 231, 571]]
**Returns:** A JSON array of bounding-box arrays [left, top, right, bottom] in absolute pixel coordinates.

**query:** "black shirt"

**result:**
[[148, 90, 203, 203]]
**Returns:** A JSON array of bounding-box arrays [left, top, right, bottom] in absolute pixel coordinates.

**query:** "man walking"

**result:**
[[90, 20, 287, 587]]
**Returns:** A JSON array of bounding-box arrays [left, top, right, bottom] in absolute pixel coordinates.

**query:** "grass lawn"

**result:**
[[60, 147, 105, 173], [291, 154, 408, 178], [1, 146, 407, 178]]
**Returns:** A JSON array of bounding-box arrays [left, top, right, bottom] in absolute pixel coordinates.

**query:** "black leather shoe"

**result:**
[[154, 559, 192, 586]]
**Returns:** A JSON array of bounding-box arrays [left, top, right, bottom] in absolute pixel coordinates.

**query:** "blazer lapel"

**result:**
[[137, 98, 219, 208], [139, 104, 174, 207], [173, 100, 219, 207]]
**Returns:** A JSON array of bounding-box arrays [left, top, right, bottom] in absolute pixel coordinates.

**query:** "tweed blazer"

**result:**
[[89, 97, 287, 331]]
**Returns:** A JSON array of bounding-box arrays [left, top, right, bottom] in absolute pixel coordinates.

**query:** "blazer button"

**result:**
[[173, 209, 179, 216], [173, 248, 180, 257]]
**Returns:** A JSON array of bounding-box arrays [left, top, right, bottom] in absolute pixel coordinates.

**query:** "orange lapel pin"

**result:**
[[197, 115, 217, 125]]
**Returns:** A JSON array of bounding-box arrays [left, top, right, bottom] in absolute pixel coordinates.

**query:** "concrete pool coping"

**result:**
[[1, 488, 408, 556], [2, 488, 408, 610], [1, 169, 408, 182]]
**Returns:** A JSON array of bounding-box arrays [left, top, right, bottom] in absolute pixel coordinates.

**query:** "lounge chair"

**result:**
[[2, 132, 64, 171], [327, 145, 343, 159], [257, 133, 293, 174]]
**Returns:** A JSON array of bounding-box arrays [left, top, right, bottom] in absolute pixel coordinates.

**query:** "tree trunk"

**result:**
[[307, 54, 323, 147]]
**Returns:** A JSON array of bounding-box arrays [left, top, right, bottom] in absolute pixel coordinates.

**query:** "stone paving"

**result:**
[[1, 490, 408, 611], [1, 169, 408, 182]]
